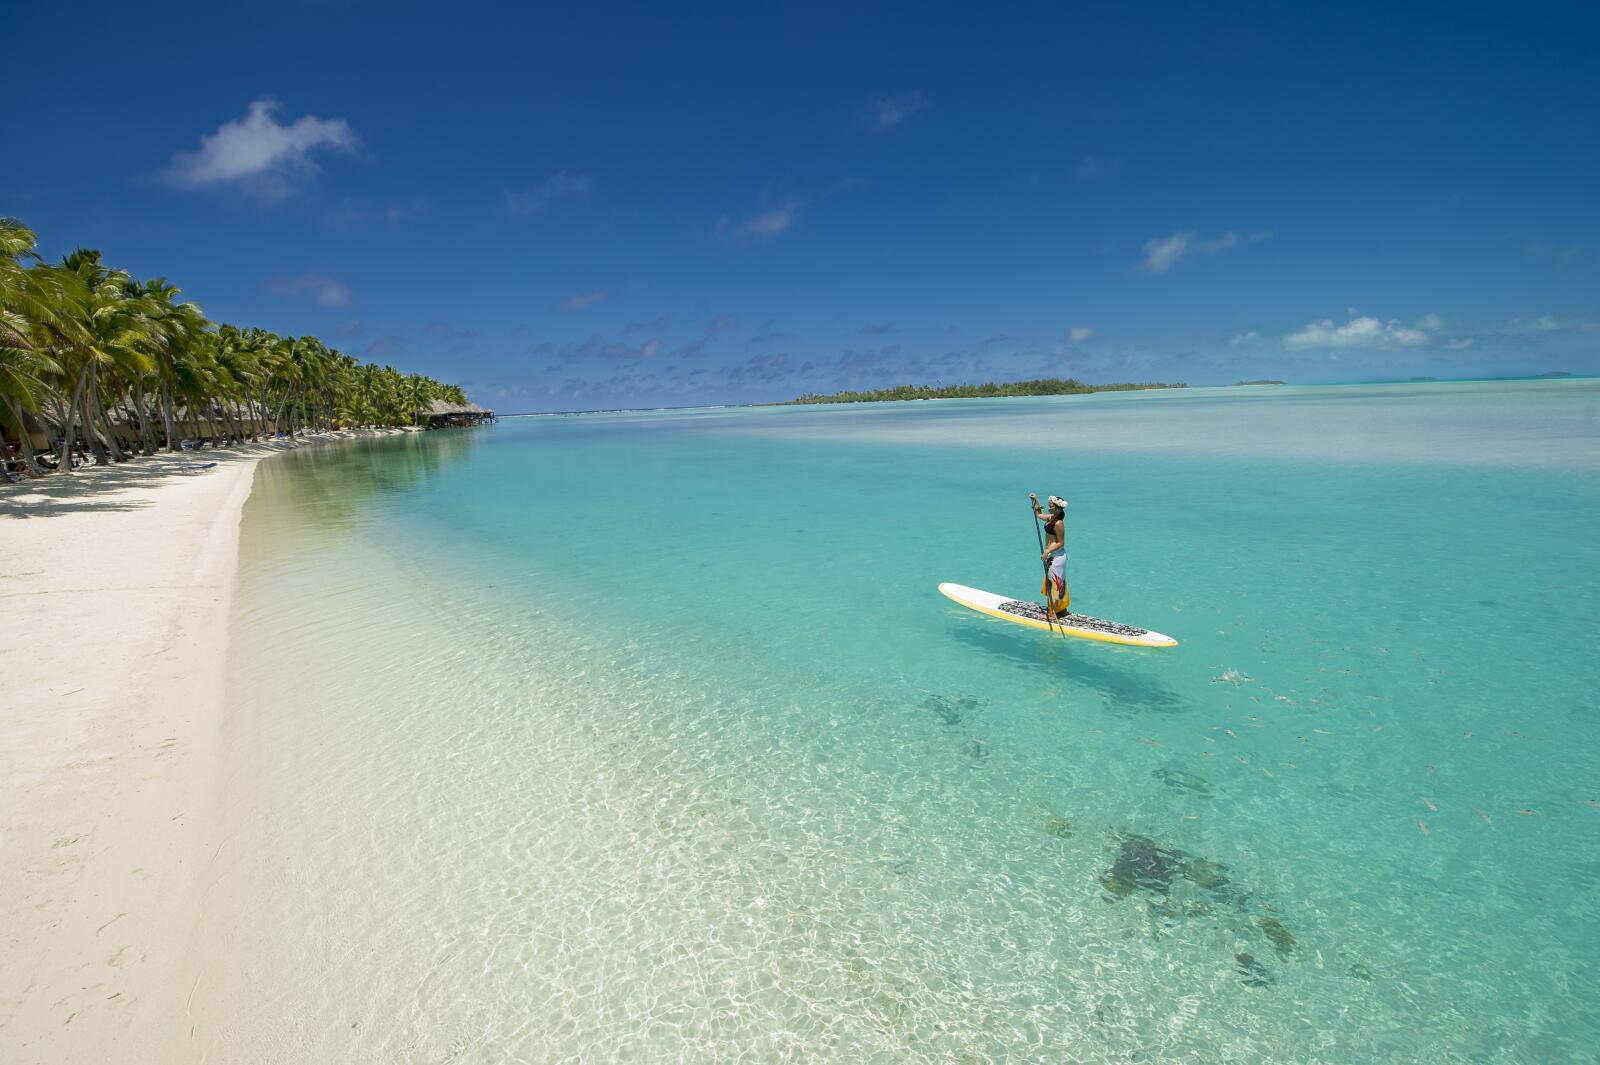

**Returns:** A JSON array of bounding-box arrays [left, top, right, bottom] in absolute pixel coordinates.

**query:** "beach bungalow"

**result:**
[[415, 399, 495, 428]]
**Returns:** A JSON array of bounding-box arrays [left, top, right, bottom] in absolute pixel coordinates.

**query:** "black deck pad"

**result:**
[[997, 600, 1151, 638]]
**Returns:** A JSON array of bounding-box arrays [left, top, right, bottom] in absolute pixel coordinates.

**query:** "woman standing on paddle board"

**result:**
[[1030, 492, 1070, 617]]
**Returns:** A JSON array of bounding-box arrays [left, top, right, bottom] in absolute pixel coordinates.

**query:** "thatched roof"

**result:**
[[419, 399, 490, 416]]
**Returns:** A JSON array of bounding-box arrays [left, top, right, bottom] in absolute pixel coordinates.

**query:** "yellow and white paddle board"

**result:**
[[939, 582, 1177, 648]]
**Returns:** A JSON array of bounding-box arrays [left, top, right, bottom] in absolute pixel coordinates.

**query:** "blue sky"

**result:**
[[7, 1, 1597, 411]]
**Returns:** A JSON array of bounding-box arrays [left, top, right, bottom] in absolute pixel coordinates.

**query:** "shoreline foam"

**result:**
[[0, 431, 398, 1064]]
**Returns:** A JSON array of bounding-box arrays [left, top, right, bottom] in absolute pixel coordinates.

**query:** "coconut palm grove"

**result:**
[[1, 218, 470, 478]]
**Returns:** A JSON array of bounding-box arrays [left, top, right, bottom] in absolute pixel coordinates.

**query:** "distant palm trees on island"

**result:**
[[1, 218, 476, 479], [782, 378, 1186, 404]]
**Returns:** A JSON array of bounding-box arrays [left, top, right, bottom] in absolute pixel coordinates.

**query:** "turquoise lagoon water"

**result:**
[[208, 381, 1600, 1063]]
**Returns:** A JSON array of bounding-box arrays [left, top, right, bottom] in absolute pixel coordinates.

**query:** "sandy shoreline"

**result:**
[[0, 431, 399, 1065]]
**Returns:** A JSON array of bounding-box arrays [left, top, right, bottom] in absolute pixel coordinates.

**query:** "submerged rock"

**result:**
[[1096, 829, 1308, 983], [1101, 833, 1239, 901], [1154, 766, 1213, 798], [1183, 858, 1231, 891], [1235, 952, 1273, 988], [1102, 834, 1188, 897], [1256, 916, 1297, 955]]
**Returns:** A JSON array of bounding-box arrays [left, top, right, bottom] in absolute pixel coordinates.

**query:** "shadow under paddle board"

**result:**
[[938, 582, 1178, 648]]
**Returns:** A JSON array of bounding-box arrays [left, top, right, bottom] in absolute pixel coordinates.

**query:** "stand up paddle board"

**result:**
[[939, 582, 1177, 648]]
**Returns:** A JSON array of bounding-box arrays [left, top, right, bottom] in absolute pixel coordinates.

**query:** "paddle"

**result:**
[[1030, 496, 1062, 637]]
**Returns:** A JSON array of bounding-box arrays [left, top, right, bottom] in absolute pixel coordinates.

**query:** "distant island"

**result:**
[[1232, 379, 1285, 386], [1536, 371, 1572, 378], [782, 377, 1186, 405], [1410, 377, 1439, 382]]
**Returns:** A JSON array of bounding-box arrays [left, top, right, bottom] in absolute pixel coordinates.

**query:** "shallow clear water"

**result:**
[[209, 381, 1600, 1063]]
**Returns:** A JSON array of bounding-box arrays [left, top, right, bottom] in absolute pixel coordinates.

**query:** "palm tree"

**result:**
[[0, 221, 66, 477], [3, 217, 480, 478], [131, 278, 211, 452], [27, 250, 159, 469]]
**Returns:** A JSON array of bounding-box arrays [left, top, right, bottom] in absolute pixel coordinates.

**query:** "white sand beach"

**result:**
[[0, 432, 397, 1065]]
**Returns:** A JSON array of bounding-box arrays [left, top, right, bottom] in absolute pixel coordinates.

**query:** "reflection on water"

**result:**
[[946, 622, 1191, 714], [252, 430, 480, 532]]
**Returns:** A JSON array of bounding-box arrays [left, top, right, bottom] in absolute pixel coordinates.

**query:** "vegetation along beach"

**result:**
[[782, 378, 1187, 404], [4, 3, 1597, 1063]]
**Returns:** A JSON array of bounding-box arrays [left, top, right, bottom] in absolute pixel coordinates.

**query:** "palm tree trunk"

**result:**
[[87, 366, 129, 462], [40, 396, 67, 468], [81, 367, 104, 464], [161, 384, 179, 452], [56, 369, 87, 472], [79, 366, 111, 466], [270, 392, 288, 436], [223, 400, 244, 446], [3, 396, 46, 477], [132, 381, 157, 455]]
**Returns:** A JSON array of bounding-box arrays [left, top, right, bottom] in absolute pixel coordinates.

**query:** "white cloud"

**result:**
[[1501, 313, 1600, 336], [1227, 330, 1261, 346], [556, 290, 608, 312], [505, 172, 590, 216], [730, 201, 796, 241], [1068, 326, 1094, 342], [1140, 233, 1198, 274], [1279, 310, 1592, 354], [1283, 311, 1429, 350], [1507, 313, 1567, 333], [1139, 229, 1267, 274], [266, 273, 352, 308], [167, 98, 358, 200], [863, 92, 929, 132]]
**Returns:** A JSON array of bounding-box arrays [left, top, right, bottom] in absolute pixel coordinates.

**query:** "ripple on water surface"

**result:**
[[203, 385, 1600, 1063]]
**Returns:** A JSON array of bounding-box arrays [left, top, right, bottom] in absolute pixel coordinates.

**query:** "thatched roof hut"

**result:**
[[416, 399, 494, 427]]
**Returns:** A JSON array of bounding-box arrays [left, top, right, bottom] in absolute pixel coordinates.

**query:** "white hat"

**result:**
[[1047, 496, 1068, 510]]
